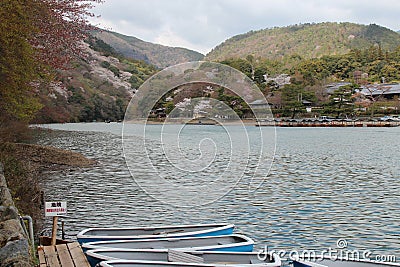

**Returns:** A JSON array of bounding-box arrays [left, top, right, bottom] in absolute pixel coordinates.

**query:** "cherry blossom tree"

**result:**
[[30, 0, 103, 69], [0, 0, 102, 140]]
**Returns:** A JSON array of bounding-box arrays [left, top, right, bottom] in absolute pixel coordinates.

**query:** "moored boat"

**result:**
[[86, 249, 281, 267], [82, 234, 254, 253], [293, 257, 400, 267], [77, 223, 234, 244], [99, 260, 242, 267]]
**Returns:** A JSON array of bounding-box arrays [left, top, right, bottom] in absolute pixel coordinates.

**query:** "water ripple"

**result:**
[[36, 124, 400, 259]]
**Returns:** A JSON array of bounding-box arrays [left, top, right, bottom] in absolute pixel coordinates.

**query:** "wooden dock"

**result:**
[[37, 242, 90, 267]]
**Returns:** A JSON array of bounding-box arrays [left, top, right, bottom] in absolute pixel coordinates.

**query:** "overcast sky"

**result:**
[[89, 0, 400, 55]]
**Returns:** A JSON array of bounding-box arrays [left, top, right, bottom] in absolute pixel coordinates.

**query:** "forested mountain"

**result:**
[[92, 30, 204, 68], [33, 36, 157, 123], [32, 23, 400, 123], [206, 22, 400, 61]]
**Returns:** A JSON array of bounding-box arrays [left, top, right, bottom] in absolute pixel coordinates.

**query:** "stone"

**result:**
[[0, 239, 30, 267], [0, 176, 6, 187], [1, 258, 32, 267], [0, 206, 19, 221], [0, 219, 24, 234], [0, 230, 21, 248], [0, 188, 14, 207]]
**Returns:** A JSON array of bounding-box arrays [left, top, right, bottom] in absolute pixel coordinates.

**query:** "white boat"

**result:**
[[86, 249, 281, 267], [98, 260, 244, 267], [77, 223, 234, 244], [99, 258, 279, 267], [82, 234, 254, 253], [293, 258, 400, 267]]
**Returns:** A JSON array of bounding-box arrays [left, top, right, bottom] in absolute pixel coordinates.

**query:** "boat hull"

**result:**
[[77, 223, 234, 244], [86, 250, 281, 267], [82, 234, 254, 254], [99, 260, 243, 267], [293, 258, 400, 267]]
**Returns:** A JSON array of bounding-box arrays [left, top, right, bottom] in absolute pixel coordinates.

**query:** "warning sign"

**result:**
[[45, 202, 67, 216]]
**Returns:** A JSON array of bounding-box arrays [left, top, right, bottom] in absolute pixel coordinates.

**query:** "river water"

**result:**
[[36, 122, 400, 263]]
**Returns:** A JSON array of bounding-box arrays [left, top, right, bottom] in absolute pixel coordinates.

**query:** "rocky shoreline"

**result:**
[[0, 162, 31, 266]]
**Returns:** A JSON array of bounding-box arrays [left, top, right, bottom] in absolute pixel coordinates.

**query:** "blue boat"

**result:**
[[293, 258, 400, 267], [86, 249, 281, 267], [82, 234, 254, 253], [77, 223, 234, 244]]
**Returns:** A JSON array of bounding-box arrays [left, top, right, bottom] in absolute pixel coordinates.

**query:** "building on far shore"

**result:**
[[325, 82, 352, 94], [358, 83, 400, 100]]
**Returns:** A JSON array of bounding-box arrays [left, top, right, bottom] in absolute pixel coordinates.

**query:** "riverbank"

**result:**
[[1, 142, 96, 171], [0, 137, 96, 246]]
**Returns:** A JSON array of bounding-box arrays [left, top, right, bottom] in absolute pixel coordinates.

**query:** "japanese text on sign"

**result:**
[[45, 202, 67, 216]]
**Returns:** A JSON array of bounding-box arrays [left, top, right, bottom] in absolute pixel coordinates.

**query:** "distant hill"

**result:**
[[206, 22, 400, 61], [92, 30, 204, 68], [33, 37, 157, 123]]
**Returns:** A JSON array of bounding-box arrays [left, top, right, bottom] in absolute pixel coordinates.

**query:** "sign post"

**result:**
[[45, 201, 67, 245]]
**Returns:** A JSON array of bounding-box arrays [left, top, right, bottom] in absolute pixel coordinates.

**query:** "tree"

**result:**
[[246, 54, 255, 80], [0, 0, 102, 141], [29, 0, 103, 69], [0, 0, 44, 142], [324, 85, 355, 118], [220, 58, 252, 79], [362, 84, 391, 118], [381, 64, 400, 82], [281, 84, 304, 118]]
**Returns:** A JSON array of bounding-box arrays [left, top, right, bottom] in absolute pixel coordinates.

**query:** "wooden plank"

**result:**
[[43, 246, 61, 267], [56, 244, 74, 267], [67, 242, 90, 267], [37, 246, 47, 266]]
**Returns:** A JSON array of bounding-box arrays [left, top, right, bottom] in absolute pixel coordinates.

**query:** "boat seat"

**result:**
[[168, 250, 204, 263]]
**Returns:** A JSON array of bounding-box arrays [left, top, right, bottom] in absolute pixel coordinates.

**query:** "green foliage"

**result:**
[[281, 84, 306, 118], [206, 22, 400, 63], [220, 58, 252, 78], [1, 0, 102, 138], [292, 45, 400, 83], [164, 102, 175, 114], [219, 42, 400, 118], [87, 35, 120, 57], [0, 0, 43, 124], [324, 84, 357, 117], [215, 88, 250, 118]]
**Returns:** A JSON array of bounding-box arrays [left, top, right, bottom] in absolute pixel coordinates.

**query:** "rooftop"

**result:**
[[359, 83, 400, 96]]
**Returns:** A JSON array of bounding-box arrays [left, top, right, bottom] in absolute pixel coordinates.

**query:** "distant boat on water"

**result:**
[[186, 117, 218, 125]]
